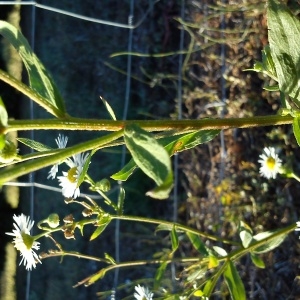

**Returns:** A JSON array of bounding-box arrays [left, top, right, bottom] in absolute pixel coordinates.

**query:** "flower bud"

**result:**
[[0, 140, 18, 163], [95, 179, 111, 192], [46, 213, 60, 228]]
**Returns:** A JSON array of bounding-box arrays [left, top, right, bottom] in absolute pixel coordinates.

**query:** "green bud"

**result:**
[[47, 213, 60, 228], [95, 179, 111, 192], [0, 140, 18, 163]]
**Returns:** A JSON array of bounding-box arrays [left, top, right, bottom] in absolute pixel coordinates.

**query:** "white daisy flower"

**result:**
[[6, 214, 41, 271], [258, 147, 282, 179], [57, 152, 89, 199], [134, 285, 153, 300], [48, 134, 68, 179]]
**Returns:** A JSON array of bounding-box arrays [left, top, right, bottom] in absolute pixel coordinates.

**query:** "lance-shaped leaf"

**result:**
[[224, 260, 246, 300], [267, 0, 300, 105], [171, 225, 179, 252], [251, 229, 287, 254], [90, 214, 111, 241], [0, 97, 8, 150], [124, 124, 173, 199], [111, 129, 219, 182], [186, 232, 209, 256], [17, 137, 52, 152], [250, 252, 265, 269], [0, 21, 66, 116], [292, 116, 300, 146]]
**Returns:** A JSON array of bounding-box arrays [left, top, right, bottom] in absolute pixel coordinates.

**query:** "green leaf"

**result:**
[[90, 214, 111, 241], [111, 129, 219, 182], [186, 232, 209, 256], [239, 221, 253, 248], [0, 21, 66, 116], [104, 253, 116, 265], [267, 0, 300, 105], [111, 158, 136, 181], [250, 252, 265, 269], [17, 137, 52, 152], [117, 187, 125, 214], [124, 124, 173, 199], [0, 97, 8, 127], [100, 96, 117, 121], [77, 152, 92, 187], [293, 117, 300, 146], [171, 225, 179, 252], [0, 134, 5, 151], [223, 260, 246, 300], [213, 246, 227, 257], [154, 260, 168, 289], [187, 266, 207, 282], [252, 230, 287, 254], [164, 129, 220, 155], [245, 46, 277, 81]]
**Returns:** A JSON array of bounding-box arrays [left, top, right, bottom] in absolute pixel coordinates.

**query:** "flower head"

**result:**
[[48, 134, 68, 179], [57, 152, 89, 199], [6, 214, 41, 271], [258, 147, 282, 179], [134, 285, 153, 300]]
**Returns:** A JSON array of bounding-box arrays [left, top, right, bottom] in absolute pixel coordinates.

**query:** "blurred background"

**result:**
[[0, 1, 300, 299]]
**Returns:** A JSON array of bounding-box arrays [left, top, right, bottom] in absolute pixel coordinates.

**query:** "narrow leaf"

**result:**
[[213, 246, 227, 257], [0, 21, 66, 115], [154, 261, 168, 289], [17, 137, 52, 152], [293, 117, 300, 146], [111, 130, 219, 182], [111, 158, 136, 181], [90, 214, 111, 241], [186, 232, 209, 256], [224, 261, 246, 300], [252, 230, 287, 254], [250, 252, 265, 269], [0, 97, 8, 127], [124, 124, 173, 199], [100, 96, 117, 121], [171, 225, 179, 252], [77, 152, 92, 187]]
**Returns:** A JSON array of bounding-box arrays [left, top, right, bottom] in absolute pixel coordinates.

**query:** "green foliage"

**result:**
[[124, 124, 173, 199], [0, 21, 66, 117], [292, 116, 300, 146], [223, 260, 246, 300], [90, 214, 111, 241], [267, 0, 300, 106], [17, 137, 52, 152]]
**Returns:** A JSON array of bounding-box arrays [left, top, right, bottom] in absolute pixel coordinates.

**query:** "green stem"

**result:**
[[0, 130, 123, 184], [4, 114, 293, 133], [111, 214, 239, 245]]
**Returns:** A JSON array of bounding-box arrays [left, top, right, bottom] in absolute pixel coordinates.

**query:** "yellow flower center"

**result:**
[[67, 167, 77, 183], [266, 157, 276, 170], [21, 233, 34, 250]]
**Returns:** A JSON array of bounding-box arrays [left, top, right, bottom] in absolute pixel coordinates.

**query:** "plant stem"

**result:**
[[4, 114, 293, 133], [111, 214, 239, 245], [0, 130, 124, 184]]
